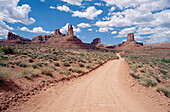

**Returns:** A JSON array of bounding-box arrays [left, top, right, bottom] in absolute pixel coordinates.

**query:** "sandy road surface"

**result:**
[[17, 54, 169, 112]]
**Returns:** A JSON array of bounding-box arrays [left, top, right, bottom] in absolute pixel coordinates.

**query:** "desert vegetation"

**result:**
[[0, 44, 118, 83], [121, 50, 170, 98]]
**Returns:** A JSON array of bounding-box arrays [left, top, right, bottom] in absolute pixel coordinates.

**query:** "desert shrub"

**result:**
[[19, 63, 28, 68], [0, 60, 9, 67], [54, 62, 60, 66], [63, 62, 70, 67], [2, 46, 15, 54], [138, 78, 158, 87], [68, 67, 83, 74], [130, 72, 140, 79], [18, 67, 41, 78], [140, 69, 146, 73], [59, 70, 71, 76], [160, 69, 167, 75], [41, 67, 53, 77], [79, 63, 85, 67], [0, 67, 11, 82], [86, 65, 93, 69], [156, 87, 170, 98], [161, 58, 170, 63], [28, 59, 34, 63]]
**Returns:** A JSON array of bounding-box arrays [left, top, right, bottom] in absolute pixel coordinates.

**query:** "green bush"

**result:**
[[160, 69, 167, 75], [79, 63, 85, 67], [138, 78, 158, 87], [28, 59, 34, 63], [54, 62, 60, 66], [86, 65, 93, 69], [17, 67, 41, 78], [2, 46, 15, 54], [157, 87, 170, 98], [0, 67, 11, 82], [63, 62, 70, 67], [41, 67, 53, 77]]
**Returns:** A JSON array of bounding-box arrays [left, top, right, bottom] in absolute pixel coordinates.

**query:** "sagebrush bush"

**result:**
[[63, 62, 70, 67], [54, 62, 60, 66], [156, 87, 170, 98], [138, 78, 158, 87], [18, 67, 41, 78], [2, 46, 15, 54], [41, 67, 53, 77], [0, 67, 11, 82]]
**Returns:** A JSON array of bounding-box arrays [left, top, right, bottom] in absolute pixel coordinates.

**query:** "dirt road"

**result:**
[[17, 54, 169, 112]]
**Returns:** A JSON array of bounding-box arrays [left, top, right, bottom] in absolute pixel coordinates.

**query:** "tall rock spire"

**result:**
[[66, 25, 74, 36]]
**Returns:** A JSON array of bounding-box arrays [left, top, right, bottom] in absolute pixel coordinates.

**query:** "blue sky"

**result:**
[[0, 0, 170, 44]]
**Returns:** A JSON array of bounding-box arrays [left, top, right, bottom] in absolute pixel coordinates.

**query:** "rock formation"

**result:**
[[3, 32, 31, 44], [66, 25, 74, 36], [127, 33, 134, 42], [31, 25, 93, 49], [91, 38, 101, 45], [114, 33, 144, 50]]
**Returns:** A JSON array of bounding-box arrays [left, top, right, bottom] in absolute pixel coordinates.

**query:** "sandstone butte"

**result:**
[[114, 33, 144, 50], [1, 25, 148, 50]]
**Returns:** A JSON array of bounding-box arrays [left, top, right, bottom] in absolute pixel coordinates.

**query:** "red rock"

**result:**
[[3, 32, 31, 44], [91, 38, 101, 45], [127, 33, 134, 42]]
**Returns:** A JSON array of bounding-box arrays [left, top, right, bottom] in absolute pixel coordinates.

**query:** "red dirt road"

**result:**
[[17, 54, 170, 112]]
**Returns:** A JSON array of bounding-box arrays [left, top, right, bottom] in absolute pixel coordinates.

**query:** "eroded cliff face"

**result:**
[[91, 38, 101, 45], [3, 32, 31, 44], [127, 33, 134, 42], [31, 25, 94, 49], [114, 33, 144, 50]]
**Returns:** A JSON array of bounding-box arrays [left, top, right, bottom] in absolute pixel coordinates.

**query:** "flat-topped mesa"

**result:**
[[91, 38, 101, 45], [66, 25, 74, 36], [127, 33, 134, 42]]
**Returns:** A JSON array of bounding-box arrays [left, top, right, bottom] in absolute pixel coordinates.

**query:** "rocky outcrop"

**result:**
[[0, 39, 5, 43], [91, 38, 101, 45], [127, 33, 134, 42], [31, 25, 94, 49], [66, 25, 74, 36], [114, 33, 144, 50], [3, 32, 31, 44], [31, 35, 51, 44]]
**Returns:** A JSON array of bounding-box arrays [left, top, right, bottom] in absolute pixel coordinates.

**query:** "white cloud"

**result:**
[[111, 31, 117, 34], [0, 0, 35, 25], [20, 27, 50, 33], [0, 21, 14, 30], [50, 6, 56, 9], [40, 0, 45, 2], [99, 27, 113, 32], [73, 27, 81, 33], [60, 23, 69, 34], [110, 7, 116, 11], [0, 27, 9, 38], [117, 27, 136, 37], [94, 3, 103, 6], [60, 0, 82, 6], [88, 28, 93, 31], [72, 6, 103, 20], [77, 23, 91, 28], [57, 5, 71, 12]]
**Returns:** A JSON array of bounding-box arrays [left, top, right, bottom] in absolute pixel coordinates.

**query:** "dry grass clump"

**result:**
[[0, 67, 12, 82], [41, 67, 53, 77], [18, 67, 41, 78]]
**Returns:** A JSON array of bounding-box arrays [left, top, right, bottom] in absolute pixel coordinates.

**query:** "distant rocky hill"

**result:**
[[114, 33, 144, 50], [2, 32, 31, 44], [144, 43, 170, 49], [32, 25, 94, 49]]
